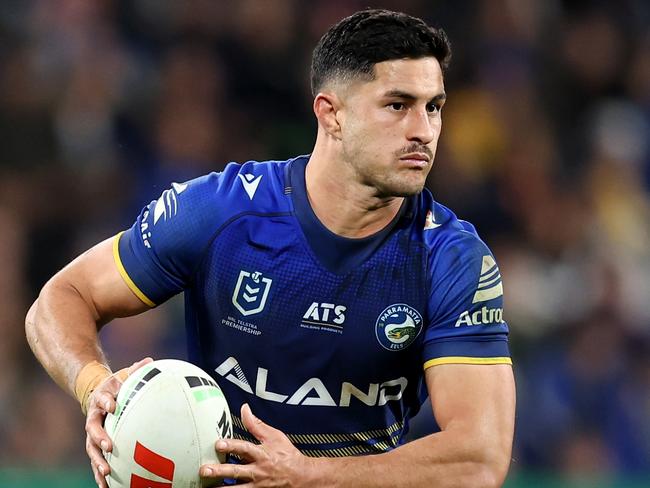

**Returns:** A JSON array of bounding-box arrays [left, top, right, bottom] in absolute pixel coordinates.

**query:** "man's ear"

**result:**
[[313, 91, 344, 140]]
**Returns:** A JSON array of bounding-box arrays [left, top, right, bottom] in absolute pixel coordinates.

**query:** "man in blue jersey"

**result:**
[[26, 9, 515, 488]]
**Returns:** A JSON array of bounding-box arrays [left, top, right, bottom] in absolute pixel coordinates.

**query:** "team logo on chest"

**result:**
[[375, 304, 423, 351], [232, 270, 273, 316]]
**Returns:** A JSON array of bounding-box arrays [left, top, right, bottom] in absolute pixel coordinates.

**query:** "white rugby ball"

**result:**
[[104, 359, 233, 488]]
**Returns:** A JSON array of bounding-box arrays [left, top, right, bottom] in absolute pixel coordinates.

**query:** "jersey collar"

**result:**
[[286, 155, 413, 274]]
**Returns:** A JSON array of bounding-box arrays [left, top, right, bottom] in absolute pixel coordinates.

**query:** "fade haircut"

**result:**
[[310, 9, 452, 96]]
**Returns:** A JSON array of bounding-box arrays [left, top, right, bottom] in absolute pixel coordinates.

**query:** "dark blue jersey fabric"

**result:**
[[115, 155, 511, 456]]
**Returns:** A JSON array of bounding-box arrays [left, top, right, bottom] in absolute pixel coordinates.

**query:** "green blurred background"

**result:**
[[1, 0, 648, 486]]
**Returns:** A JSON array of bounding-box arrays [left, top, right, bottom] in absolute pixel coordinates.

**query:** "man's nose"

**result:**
[[406, 109, 437, 145]]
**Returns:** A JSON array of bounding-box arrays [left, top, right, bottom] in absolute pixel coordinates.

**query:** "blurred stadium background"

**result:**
[[0, 0, 648, 486]]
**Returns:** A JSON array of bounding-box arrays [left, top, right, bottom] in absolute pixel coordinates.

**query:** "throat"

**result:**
[[308, 191, 404, 238], [303, 154, 405, 238], [288, 155, 413, 274]]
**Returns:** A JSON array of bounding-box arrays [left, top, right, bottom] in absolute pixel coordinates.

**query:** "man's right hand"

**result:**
[[85, 357, 153, 488]]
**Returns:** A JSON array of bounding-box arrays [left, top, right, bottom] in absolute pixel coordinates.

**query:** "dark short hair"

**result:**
[[310, 9, 452, 96]]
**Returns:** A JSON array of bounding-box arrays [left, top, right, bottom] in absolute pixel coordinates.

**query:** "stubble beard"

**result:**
[[341, 135, 435, 197], [343, 150, 431, 198], [375, 171, 429, 197]]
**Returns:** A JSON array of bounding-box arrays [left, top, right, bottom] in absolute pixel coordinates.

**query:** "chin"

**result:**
[[379, 182, 426, 198]]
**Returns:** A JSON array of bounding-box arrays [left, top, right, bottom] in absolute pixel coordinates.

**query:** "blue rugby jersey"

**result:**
[[114, 155, 511, 457]]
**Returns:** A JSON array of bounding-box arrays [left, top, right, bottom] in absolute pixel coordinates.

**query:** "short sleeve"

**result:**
[[114, 171, 228, 306], [423, 233, 511, 369]]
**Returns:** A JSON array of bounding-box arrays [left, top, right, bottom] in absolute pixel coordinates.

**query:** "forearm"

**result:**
[[311, 427, 510, 488], [25, 277, 108, 397]]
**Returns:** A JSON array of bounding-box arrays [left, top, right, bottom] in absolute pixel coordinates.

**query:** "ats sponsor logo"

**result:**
[[375, 304, 423, 351], [300, 302, 346, 334], [215, 356, 407, 407], [455, 306, 504, 327]]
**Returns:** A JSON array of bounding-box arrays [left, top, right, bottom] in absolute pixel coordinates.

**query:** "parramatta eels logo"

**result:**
[[232, 270, 273, 316], [375, 304, 423, 351]]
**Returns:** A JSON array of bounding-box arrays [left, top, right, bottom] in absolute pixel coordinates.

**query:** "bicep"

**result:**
[[54, 234, 152, 323], [426, 363, 515, 455]]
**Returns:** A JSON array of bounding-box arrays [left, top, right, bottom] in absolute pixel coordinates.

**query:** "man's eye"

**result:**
[[427, 104, 440, 113], [389, 102, 405, 111]]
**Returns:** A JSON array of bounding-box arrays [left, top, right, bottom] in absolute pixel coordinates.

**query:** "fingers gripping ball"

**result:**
[[104, 359, 233, 487]]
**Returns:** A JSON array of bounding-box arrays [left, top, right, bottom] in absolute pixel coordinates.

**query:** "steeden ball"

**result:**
[[104, 359, 233, 488]]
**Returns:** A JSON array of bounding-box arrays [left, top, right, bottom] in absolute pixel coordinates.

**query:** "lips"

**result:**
[[399, 153, 430, 168], [400, 152, 429, 161]]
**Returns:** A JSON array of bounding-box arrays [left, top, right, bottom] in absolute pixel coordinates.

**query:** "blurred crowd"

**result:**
[[0, 0, 648, 484]]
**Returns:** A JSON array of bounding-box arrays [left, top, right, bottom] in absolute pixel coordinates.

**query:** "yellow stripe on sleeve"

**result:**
[[112, 231, 156, 307], [423, 356, 512, 370]]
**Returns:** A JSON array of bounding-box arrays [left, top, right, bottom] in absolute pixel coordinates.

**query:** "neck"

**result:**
[[305, 143, 404, 239]]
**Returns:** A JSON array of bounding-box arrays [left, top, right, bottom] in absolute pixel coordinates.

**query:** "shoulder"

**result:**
[[137, 158, 294, 237], [412, 195, 510, 365], [150, 159, 292, 231], [115, 158, 295, 305], [181, 158, 291, 212], [411, 190, 492, 269], [408, 192, 501, 309]]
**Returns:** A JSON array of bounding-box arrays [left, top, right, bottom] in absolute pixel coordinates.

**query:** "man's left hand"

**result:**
[[200, 403, 317, 486]]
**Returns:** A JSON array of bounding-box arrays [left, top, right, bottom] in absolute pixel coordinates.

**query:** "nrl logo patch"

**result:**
[[232, 270, 273, 316], [375, 303, 423, 351]]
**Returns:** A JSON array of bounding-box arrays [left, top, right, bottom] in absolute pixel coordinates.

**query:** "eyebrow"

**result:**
[[383, 90, 447, 103]]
